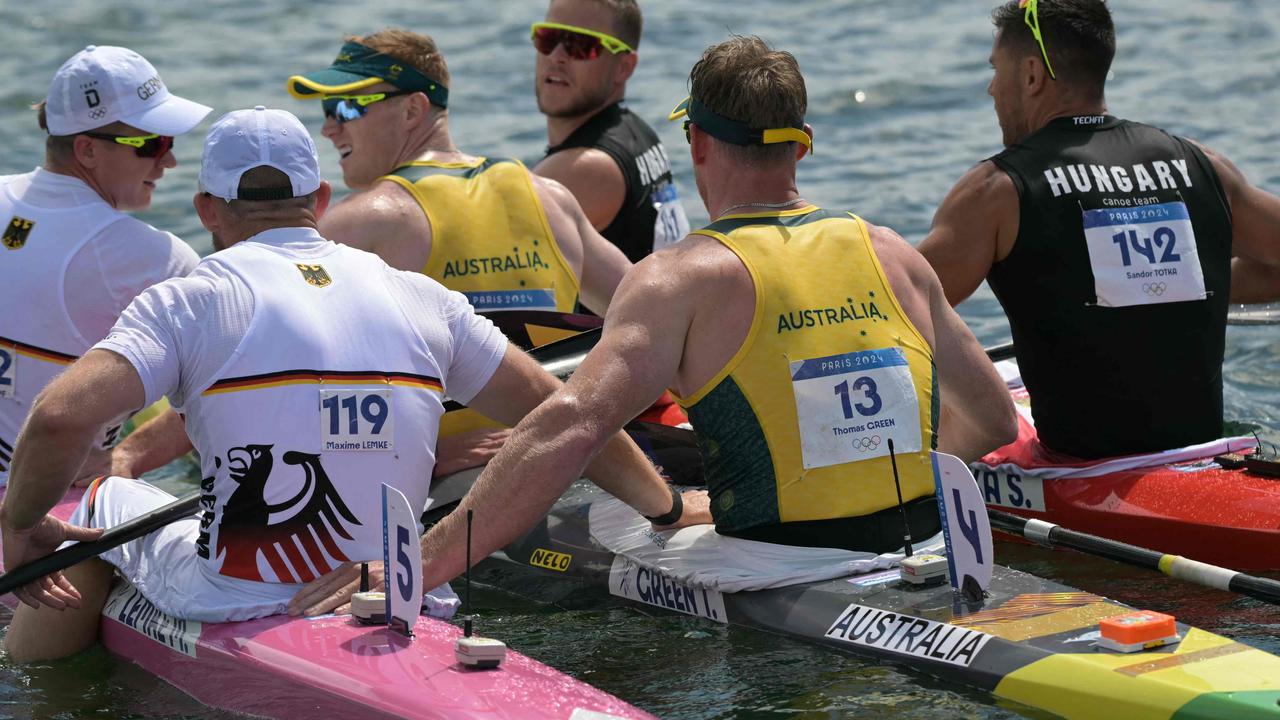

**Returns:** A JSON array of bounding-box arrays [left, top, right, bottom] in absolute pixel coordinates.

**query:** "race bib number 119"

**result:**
[[790, 347, 921, 469], [1082, 201, 1206, 307], [320, 389, 394, 452], [0, 345, 15, 399]]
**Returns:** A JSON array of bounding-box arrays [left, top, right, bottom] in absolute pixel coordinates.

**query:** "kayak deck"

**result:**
[[978, 453, 1280, 570], [481, 480, 1280, 720], [0, 485, 652, 720]]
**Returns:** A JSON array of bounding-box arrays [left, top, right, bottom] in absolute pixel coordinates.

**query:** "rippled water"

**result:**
[[1, 1, 1278, 718]]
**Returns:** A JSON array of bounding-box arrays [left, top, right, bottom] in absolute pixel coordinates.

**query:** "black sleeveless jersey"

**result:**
[[543, 102, 686, 263], [988, 115, 1232, 458]]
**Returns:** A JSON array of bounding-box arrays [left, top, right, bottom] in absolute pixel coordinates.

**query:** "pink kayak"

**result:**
[[1, 486, 652, 720]]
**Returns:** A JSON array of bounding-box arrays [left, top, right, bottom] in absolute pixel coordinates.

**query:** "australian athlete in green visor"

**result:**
[[407, 36, 1015, 585], [920, 0, 1280, 460], [286, 29, 631, 318], [285, 29, 636, 475]]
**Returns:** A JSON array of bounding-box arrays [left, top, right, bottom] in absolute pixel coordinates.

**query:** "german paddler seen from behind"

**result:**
[[408, 36, 1016, 591], [0, 107, 688, 658], [920, 0, 1280, 460]]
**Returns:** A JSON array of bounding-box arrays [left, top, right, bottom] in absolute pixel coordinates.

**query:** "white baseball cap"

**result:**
[[45, 45, 211, 137], [199, 107, 321, 201]]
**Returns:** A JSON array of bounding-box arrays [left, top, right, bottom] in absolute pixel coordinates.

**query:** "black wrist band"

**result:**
[[644, 485, 683, 525]]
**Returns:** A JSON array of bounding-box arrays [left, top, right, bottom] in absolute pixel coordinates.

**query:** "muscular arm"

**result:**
[[538, 177, 632, 316], [533, 147, 626, 232], [918, 162, 1020, 306], [1, 350, 145, 530], [1230, 256, 1280, 304], [873, 224, 1017, 461], [109, 408, 192, 479], [418, 254, 692, 591], [318, 182, 432, 271], [1193, 143, 1280, 282]]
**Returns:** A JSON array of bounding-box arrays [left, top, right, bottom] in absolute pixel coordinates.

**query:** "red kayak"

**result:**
[[975, 367, 1280, 570]]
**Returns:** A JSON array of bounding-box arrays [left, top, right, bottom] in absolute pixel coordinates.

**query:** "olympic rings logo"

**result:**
[[852, 435, 882, 452], [1142, 282, 1167, 296]]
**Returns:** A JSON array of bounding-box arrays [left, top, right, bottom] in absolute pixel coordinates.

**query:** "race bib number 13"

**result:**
[[1082, 201, 1206, 307], [320, 388, 394, 452], [0, 345, 15, 399], [790, 347, 921, 470]]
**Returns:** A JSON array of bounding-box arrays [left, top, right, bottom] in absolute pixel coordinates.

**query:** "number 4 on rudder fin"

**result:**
[[931, 452, 993, 602]]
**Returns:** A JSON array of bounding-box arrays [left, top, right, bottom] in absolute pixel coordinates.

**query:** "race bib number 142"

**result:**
[[790, 347, 922, 469], [1082, 201, 1206, 307]]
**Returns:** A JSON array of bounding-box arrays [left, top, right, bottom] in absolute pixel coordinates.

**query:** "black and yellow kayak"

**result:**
[[427, 472, 1280, 720]]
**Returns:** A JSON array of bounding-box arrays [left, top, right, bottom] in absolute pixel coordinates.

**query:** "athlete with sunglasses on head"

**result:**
[[919, 0, 1280, 461], [531, 0, 690, 265], [0, 45, 208, 489], [532, 1, 691, 426]]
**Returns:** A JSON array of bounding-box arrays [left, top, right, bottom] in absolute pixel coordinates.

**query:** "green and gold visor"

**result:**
[[287, 41, 449, 109], [668, 96, 811, 151]]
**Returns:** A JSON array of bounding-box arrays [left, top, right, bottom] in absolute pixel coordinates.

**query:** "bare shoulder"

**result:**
[[529, 172, 578, 212], [865, 221, 936, 283], [534, 147, 621, 185], [944, 160, 1017, 207], [320, 180, 424, 247], [1184, 138, 1247, 191], [618, 234, 735, 297]]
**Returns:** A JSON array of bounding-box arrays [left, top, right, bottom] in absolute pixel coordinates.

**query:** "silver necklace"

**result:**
[[717, 197, 806, 218]]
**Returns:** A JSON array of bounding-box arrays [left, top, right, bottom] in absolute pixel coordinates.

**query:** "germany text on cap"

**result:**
[[45, 45, 211, 137]]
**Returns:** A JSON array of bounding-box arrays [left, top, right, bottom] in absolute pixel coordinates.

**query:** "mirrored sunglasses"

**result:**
[[322, 89, 421, 125]]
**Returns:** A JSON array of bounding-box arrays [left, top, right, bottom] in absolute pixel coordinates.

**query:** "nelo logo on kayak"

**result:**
[[824, 603, 992, 668], [529, 548, 572, 572]]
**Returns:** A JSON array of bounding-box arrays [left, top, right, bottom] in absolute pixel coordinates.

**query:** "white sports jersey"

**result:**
[[0, 168, 196, 481], [98, 227, 506, 587]]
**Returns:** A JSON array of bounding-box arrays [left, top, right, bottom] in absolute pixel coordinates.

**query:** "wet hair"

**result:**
[[348, 28, 451, 88], [581, 0, 642, 50], [992, 0, 1115, 96], [688, 35, 807, 165]]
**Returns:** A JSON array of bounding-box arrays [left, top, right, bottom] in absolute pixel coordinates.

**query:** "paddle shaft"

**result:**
[[0, 491, 199, 596], [988, 509, 1280, 605]]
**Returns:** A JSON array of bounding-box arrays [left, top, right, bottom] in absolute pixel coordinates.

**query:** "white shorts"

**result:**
[[71, 477, 460, 623], [71, 476, 301, 622]]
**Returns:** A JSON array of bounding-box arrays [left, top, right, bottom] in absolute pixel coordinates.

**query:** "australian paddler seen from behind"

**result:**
[[391, 35, 1018, 604], [0, 106, 699, 661]]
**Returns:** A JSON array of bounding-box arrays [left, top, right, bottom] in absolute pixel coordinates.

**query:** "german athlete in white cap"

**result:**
[[0, 45, 209, 487], [0, 107, 687, 661]]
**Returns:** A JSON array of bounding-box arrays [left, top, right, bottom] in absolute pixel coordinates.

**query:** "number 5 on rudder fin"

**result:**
[[382, 483, 423, 637]]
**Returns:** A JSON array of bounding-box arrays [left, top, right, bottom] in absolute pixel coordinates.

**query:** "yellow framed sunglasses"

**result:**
[[1020, 0, 1057, 80], [531, 22, 633, 60]]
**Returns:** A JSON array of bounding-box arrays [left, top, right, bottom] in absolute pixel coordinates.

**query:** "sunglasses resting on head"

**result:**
[[531, 22, 633, 61], [81, 131, 174, 158]]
